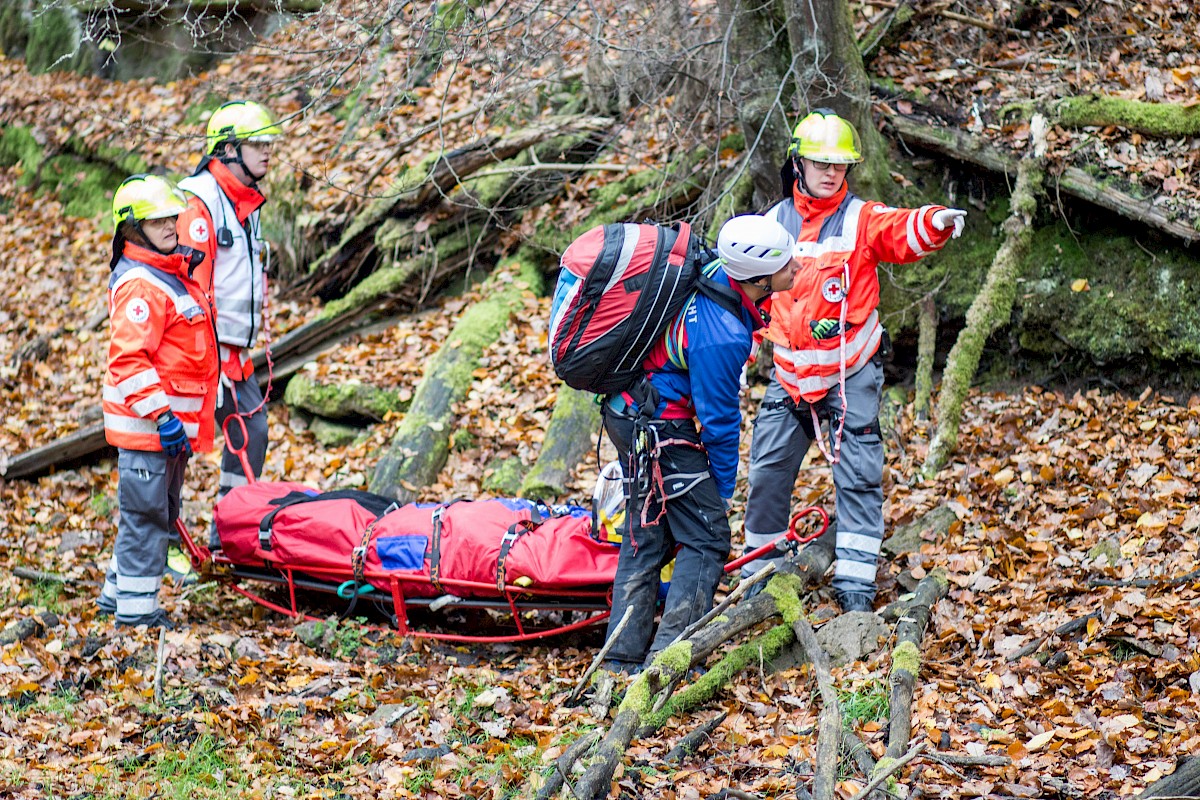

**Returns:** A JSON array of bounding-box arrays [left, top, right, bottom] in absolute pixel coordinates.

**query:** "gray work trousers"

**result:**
[[742, 362, 885, 596], [99, 449, 188, 622], [215, 376, 267, 496], [602, 412, 731, 667]]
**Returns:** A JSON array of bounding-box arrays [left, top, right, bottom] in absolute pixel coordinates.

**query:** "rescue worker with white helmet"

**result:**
[[740, 109, 967, 612], [601, 215, 799, 671], [175, 100, 281, 569], [97, 174, 219, 627]]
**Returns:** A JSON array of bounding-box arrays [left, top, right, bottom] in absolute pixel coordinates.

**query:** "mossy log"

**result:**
[[882, 569, 948, 762], [923, 156, 1043, 477], [297, 115, 613, 299], [886, 112, 1200, 244], [283, 373, 408, 422], [519, 385, 601, 499], [565, 540, 836, 800], [912, 293, 936, 421], [371, 254, 547, 501], [1002, 94, 1200, 138]]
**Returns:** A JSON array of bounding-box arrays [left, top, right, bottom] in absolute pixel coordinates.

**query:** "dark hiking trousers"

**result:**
[[601, 411, 731, 667]]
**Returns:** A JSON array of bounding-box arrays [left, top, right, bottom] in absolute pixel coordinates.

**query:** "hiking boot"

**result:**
[[836, 591, 876, 613], [602, 659, 643, 677], [164, 544, 197, 586], [116, 610, 175, 630]]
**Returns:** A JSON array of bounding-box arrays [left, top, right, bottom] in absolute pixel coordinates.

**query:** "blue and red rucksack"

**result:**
[[549, 221, 739, 396]]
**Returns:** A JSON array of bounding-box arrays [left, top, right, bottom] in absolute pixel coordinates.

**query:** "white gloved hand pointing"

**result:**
[[931, 208, 967, 239]]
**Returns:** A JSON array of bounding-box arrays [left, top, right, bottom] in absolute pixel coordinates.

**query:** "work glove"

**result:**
[[931, 208, 967, 239], [156, 411, 192, 458], [810, 318, 842, 340]]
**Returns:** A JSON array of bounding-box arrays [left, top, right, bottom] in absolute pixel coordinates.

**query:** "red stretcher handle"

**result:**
[[723, 505, 829, 574], [222, 413, 256, 484]]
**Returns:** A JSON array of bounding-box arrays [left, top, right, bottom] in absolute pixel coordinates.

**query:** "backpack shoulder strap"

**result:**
[[696, 270, 744, 318]]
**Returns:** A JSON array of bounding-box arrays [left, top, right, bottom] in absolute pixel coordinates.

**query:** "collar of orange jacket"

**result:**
[[205, 158, 266, 223], [791, 179, 848, 221], [122, 242, 193, 277]]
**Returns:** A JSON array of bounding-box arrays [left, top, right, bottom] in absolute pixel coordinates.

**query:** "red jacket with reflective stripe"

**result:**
[[103, 243, 220, 452], [766, 183, 953, 402]]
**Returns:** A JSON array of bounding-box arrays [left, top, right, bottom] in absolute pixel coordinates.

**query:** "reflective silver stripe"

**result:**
[[838, 533, 883, 555], [100, 581, 117, 602], [112, 266, 201, 317], [167, 395, 205, 414], [775, 367, 801, 390], [116, 368, 161, 399], [786, 313, 881, 368], [217, 317, 256, 342], [130, 392, 170, 417], [915, 205, 938, 249], [104, 414, 158, 434], [793, 198, 864, 258], [906, 210, 929, 257], [219, 296, 257, 315], [183, 421, 200, 438], [743, 528, 786, 548], [117, 574, 162, 593], [117, 596, 159, 616], [219, 470, 250, 489], [834, 559, 878, 581]]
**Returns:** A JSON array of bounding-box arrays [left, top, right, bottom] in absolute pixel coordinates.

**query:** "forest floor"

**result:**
[[2, 0, 1199, 797]]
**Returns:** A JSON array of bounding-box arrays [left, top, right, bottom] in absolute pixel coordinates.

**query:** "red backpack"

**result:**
[[549, 221, 736, 396]]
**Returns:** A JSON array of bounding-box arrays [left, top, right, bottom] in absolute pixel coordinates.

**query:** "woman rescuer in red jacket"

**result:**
[[97, 174, 219, 629], [739, 109, 967, 612]]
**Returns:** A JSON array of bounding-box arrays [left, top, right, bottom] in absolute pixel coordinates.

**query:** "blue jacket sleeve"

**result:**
[[684, 300, 752, 499]]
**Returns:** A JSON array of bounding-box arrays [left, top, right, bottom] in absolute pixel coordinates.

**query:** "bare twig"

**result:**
[[534, 729, 602, 800], [663, 711, 728, 763], [848, 741, 929, 800], [928, 753, 1012, 767], [671, 562, 776, 647], [1005, 612, 1099, 662], [1088, 568, 1200, 588], [792, 616, 840, 800], [153, 628, 168, 706], [566, 604, 634, 706]]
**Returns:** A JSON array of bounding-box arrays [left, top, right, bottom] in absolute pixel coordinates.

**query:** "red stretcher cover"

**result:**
[[214, 481, 621, 598]]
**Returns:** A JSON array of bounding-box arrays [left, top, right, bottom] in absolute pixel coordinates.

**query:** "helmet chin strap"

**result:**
[[219, 140, 261, 187]]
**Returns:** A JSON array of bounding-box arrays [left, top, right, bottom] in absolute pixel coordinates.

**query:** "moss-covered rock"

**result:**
[[284, 372, 409, 422], [308, 417, 365, 448]]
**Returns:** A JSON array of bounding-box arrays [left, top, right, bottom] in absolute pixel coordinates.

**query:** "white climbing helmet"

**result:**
[[716, 214, 796, 281]]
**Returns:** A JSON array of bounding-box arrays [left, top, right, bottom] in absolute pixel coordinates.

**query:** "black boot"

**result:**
[[835, 591, 876, 613]]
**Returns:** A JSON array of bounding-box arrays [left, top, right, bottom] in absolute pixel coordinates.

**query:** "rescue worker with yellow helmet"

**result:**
[[740, 109, 967, 612], [97, 174, 219, 627], [175, 100, 281, 570]]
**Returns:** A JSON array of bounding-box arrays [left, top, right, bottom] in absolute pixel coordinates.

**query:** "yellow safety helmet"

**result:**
[[788, 109, 863, 164], [111, 174, 188, 234], [205, 100, 282, 154]]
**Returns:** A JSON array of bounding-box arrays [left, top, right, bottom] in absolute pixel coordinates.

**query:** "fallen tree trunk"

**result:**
[[519, 385, 601, 499], [1137, 755, 1200, 798], [885, 112, 1200, 244], [923, 146, 1044, 477], [912, 293, 937, 421], [295, 115, 613, 299], [564, 537, 836, 800], [371, 253, 547, 501], [883, 569, 949, 761], [792, 616, 840, 800]]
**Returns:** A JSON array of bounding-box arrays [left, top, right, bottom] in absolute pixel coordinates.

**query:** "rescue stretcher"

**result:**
[[176, 419, 829, 644]]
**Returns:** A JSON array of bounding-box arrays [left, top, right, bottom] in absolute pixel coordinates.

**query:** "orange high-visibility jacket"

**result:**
[[177, 158, 267, 382], [765, 183, 953, 403], [103, 243, 220, 452]]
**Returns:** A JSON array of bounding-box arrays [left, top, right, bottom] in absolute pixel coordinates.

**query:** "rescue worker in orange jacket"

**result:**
[[740, 109, 967, 612], [176, 100, 280, 559], [97, 174, 219, 628]]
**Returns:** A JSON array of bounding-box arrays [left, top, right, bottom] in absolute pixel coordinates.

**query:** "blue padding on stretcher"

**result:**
[[376, 535, 430, 571]]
